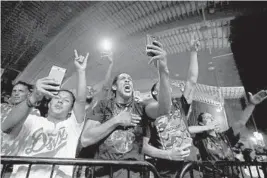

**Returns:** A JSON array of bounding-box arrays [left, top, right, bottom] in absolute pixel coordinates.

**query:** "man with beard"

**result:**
[[80, 40, 171, 178]]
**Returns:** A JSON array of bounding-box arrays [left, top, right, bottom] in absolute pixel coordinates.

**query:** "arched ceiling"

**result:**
[[2, 1, 265, 95]]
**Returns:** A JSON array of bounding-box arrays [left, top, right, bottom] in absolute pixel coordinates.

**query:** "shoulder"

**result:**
[[93, 99, 111, 110], [23, 114, 46, 128]]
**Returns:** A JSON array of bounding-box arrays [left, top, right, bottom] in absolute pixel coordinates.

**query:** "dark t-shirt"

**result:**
[[88, 98, 149, 161], [194, 127, 240, 161]]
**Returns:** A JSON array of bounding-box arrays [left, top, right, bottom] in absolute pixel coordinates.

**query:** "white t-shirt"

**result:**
[[9, 112, 84, 178], [1, 103, 40, 156]]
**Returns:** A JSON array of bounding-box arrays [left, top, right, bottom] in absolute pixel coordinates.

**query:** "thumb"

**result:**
[[248, 92, 253, 100]]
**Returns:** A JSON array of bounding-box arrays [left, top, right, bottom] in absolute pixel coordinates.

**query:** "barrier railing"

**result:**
[[179, 161, 267, 178], [1, 156, 160, 178]]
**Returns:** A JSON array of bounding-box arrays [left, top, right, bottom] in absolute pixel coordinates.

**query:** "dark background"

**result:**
[[230, 11, 267, 131]]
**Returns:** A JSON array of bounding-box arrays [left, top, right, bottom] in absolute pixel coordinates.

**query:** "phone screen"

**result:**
[[48, 65, 66, 85], [146, 35, 160, 67]]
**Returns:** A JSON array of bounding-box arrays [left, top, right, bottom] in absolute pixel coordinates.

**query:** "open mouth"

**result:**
[[124, 85, 131, 93], [55, 105, 63, 110]]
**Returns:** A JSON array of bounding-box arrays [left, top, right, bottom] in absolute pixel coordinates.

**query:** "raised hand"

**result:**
[[32, 77, 60, 102], [101, 51, 113, 64], [190, 32, 200, 52], [146, 41, 168, 74], [74, 49, 89, 71], [248, 90, 267, 105], [168, 143, 191, 161]]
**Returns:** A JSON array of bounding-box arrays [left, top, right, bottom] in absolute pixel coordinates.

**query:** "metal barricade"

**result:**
[[179, 161, 267, 178], [1, 156, 160, 178]]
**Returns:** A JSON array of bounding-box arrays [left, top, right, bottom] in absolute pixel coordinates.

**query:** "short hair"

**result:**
[[150, 82, 158, 101], [13, 81, 33, 92], [58, 89, 76, 108], [197, 112, 205, 124]]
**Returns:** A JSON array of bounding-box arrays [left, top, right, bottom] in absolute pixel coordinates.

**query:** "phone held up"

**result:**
[[146, 34, 160, 67], [48, 65, 67, 94]]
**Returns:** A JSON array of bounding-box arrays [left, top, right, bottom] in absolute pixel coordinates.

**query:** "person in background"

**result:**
[[75, 51, 114, 162], [79, 40, 171, 178], [193, 90, 267, 178], [85, 50, 114, 110], [143, 33, 200, 178], [1, 81, 40, 178], [1, 50, 89, 178], [1, 81, 41, 156]]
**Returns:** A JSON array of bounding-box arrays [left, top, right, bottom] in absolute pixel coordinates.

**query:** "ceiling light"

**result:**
[[100, 39, 112, 51]]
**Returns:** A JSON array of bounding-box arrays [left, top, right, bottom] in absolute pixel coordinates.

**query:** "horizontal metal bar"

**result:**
[[1, 156, 161, 178], [1, 157, 147, 168], [1, 156, 149, 166], [194, 160, 267, 167]]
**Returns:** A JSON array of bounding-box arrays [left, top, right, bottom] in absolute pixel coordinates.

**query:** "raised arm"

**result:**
[[73, 50, 89, 123], [1, 78, 58, 134], [81, 107, 141, 147], [232, 90, 267, 135], [183, 34, 199, 104], [188, 120, 220, 134], [94, 52, 114, 100], [145, 41, 172, 119]]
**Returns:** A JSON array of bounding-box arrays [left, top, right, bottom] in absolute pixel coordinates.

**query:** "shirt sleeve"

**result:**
[[87, 100, 105, 123], [223, 127, 240, 147], [66, 110, 85, 136], [15, 114, 41, 140]]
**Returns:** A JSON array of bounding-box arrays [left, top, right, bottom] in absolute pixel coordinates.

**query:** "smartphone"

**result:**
[[146, 34, 160, 57], [48, 65, 66, 86], [146, 35, 160, 68]]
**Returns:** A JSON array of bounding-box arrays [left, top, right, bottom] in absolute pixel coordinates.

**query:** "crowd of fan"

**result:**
[[1, 35, 267, 178]]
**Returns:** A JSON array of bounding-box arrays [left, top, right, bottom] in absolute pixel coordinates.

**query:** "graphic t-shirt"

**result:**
[[88, 98, 148, 161], [8, 112, 84, 178], [1, 103, 40, 156], [193, 128, 240, 177], [148, 96, 191, 151], [146, 96, 191, 178], [194, 127, 240, 161]]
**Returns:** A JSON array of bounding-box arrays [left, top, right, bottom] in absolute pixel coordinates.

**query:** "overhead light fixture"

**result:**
[[100, 39, 112, 51]]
